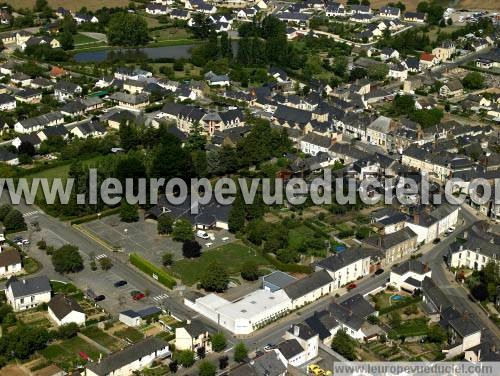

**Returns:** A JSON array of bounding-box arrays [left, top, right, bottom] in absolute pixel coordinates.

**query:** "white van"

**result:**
[[196, 230, 210, 239]]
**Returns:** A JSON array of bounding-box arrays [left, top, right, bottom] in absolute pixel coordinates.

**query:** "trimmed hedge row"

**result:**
[[129, 253, 177, 289], [379, 296, 422, 315], [70, 207, 121, 225], [262, 252, 313, 274]]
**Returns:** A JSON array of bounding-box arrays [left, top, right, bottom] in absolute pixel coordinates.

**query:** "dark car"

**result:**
[[114, 280, 127, 287], [374, 269, 384, 276], [94, 295, 106, 302], [432, 238, 441, 244]]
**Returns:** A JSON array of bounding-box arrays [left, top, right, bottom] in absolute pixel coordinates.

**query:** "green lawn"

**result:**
[[389, 318, 429, 338], [81, 326, 124, 352], [24, 163, 71, 181], [41, 336, 101, 370], [114, 327, 144, 343], [171, 242, 269, 286], [73, 33, 99, 45], [288, 225, 316, 249]]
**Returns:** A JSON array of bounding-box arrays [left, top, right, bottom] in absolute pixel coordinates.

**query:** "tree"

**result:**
[[172, 219, 194, 242], [0, 204, 12, 221], [174, 350, 195, 368], [99, 257, 113, 270], [367, 63, 389, 80], [427, 324, 447, 343], [200, 262, 229, 292], [34, 0, 48, 12], [197, 346, 206, 359], [3, 209, 27, 231], [182, 240, 202, 258], [389, 311, 401, 327], [234, 342, 248, 363], [169, 360, 179, 373], [52, 245, 84, 273], [157, 214, 174, 235], [462, 72, 484, 90], [58, 31, 74, 50], [228, 192, 245, 233], [119, 201, 139, 222], [0, 325, 50, 359], [198, 361, 216, 376], [392, 94, 415, 115], [219, 356, 229, 370], [107, 12, 149, 46], [331, 330, 356, 360], [18, 141, 36, 156], [162, 252, 174, 266], [57, 323, 79, 339], [240, 260, 259, 281], [211, 332, 227, 352]]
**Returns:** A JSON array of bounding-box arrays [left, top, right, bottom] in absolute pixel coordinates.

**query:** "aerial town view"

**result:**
[[0, 0, 499, 375]]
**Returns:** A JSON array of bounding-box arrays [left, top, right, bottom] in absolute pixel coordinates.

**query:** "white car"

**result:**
[[447, 226, 456, 234], [196, 230, 210, 239]]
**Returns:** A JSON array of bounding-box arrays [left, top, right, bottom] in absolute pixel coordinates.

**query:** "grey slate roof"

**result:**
[[315, 248, 379, 273], [283, 270, 333, 300], [392, 259, 429, 276], [230, 351, 287, 376], [329, 301, 364, 330], [262, 271, 297, 290], [7, 275, 51, 298], [361, 227, 417, 251], [86, 337, 168, 376], [340, 294, 376, 319], [304, 310, 339, 340], [48, 294, 84, 320], [277, 339, 304, 359], [184, 318, 210, 337]]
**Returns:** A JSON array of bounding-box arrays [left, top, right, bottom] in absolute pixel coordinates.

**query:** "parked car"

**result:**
[[196, 230, 210, 239], [13, 236, 29, 246], [263, 344, 273, 352], [131, 290, 145, 300], [347, 283, 357, 290], [94, 295, 105, 302], [114, 280, 127, 287], [433, 238, 441, 244], [374, 269, 384, 276]]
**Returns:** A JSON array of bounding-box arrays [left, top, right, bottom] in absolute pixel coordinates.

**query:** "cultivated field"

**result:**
[[5, 0, 130, 11], [359, 0, 418, 11], [456, 0, 500, 10]]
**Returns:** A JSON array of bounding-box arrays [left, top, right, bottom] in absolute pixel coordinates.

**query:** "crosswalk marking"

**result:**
[[152, 293, 169, 301], [95, 254, 107, 260], [23, 210, 39, 217]]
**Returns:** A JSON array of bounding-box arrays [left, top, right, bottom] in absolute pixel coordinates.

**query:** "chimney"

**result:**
[[293, 325, 300, 337], [186, 319, 191, 325], [413, 212, 420, 225]]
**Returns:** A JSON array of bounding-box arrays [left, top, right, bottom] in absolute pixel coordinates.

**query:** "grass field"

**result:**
[[171, 242, 269, 286], [389, 318, 429, 338], [5, 0, 130, 11], [114, 327, 144, 343], [152, 28, 192, 41], [81, 326, 125, 352], [41, 336, 101, 370], [457, 0, 500, 10], [74, 33, 100, 46]]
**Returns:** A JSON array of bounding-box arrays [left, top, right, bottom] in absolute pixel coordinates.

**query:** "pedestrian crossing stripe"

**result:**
[[23, 211, 39, 217], [152, 294, 169, 301], [95, 254, 107, 260]]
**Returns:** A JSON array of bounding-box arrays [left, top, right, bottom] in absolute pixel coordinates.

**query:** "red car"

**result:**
[[131, 290, 145, 300], [347, 283, 357, 290]]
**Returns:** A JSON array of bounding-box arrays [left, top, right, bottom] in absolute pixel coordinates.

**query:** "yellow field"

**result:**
[[456, 0, 500, 10], [5, 0, 130, 11], [368, 0, 418, 11]]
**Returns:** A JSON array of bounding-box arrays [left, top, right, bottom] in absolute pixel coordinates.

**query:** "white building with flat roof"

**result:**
[[184, 289, 291, 335]]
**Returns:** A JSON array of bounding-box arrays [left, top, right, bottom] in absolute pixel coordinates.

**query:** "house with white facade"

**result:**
[[5, 275, 52, 311], [0, 248, 22, 278], [175, 318, 212, 352], [389, 259, 432, 292], [447, 230, 499, 271], [48, 294, 86, 326], [315, 248, 382, 289], [0, 94, 16, 111], [283, 270, 334, 310], [405, 204, 460, 244], [85, 337, 169, 376]]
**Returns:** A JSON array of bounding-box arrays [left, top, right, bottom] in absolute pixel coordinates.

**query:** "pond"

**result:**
[[74, 41, 239, 63], [74, 44, 197, 63]]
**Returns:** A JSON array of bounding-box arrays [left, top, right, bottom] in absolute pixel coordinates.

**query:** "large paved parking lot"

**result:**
[[81, 213, 235, 264]]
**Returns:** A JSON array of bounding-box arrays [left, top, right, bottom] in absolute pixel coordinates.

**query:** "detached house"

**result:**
[[447, 230, 499, 271], [85, 337, 169, 376], [403, 11, 426, 23], [14, 111, 64, 134], [110, 92, 150, 111], [48, 294, 86, 326], [6, 275, 52, 311], [432, 40, 455, 62], [420, 53, 439, 70], [361, 227, 418, 264], [0, 248, 22, 278], [379, 6, 400, 19], [0, 94, 16, 111], [175, 319, 212, 352], [54, 81, 82, 102], [439, 79, 464, 98], [389, 259, 432, 293]]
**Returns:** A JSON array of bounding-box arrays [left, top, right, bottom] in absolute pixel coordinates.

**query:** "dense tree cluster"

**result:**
[[107, 12, 149, 46], [52, 245, 84, 274]]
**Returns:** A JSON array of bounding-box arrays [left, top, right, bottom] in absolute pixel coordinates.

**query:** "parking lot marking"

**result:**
[[152, 293, 169, 301]]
